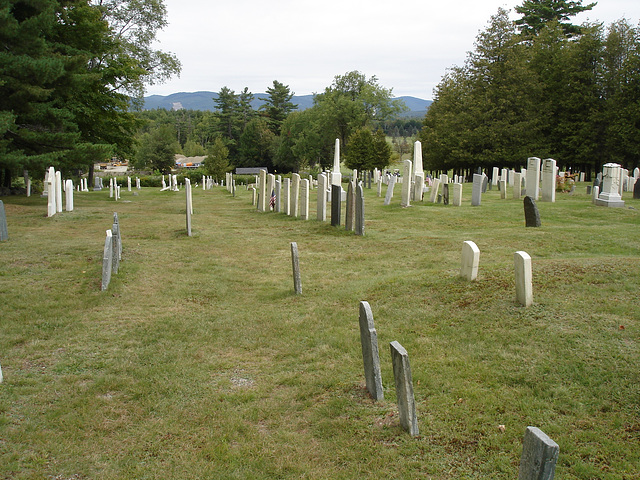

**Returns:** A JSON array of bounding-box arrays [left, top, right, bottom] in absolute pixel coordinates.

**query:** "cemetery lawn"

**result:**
[[1, 184, 639, 479]]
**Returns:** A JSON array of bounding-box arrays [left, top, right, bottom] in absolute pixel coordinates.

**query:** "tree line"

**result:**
[[421, 0, 640, 178], [133, 72, 408, 180]]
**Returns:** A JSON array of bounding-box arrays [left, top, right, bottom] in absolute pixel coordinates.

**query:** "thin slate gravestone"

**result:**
[[355, 184, 365, 236], [331, 185, 342, 227], [634, 178, 640, 199], [390, 341, 419, 436], [290, 242, 302, 295], [518, 427, 559, 480], [442, 183, 449, 205], [523, 196, 541, 227], [358, 301, 383, 401], [0, 200, 8, 241], [113, 213, 122, 261], [345, 181, 355, 231]]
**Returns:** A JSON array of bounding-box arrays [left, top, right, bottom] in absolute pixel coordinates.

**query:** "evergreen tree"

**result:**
[[515, 0, 597, 37], [260, 80, 297, 135]]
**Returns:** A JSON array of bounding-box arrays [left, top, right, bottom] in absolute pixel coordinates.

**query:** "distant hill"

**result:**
[[142, 91, 431, 118]]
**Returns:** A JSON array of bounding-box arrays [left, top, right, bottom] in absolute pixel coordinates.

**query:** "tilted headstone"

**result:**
[[524, 196, 541, 227], [331, 185, 342, 227], [101, 230, 113, 291], [460, 240, 480, 281], [0, 200, 8, 241], [358, 301, 383, 400], [355, 183, 365, 236], [471, 174, 483, 206], [515, 251, 533, 307], [290, 242, 302, 295], [481, 175, 488, 194], [518, 427, 559, 480], [383, 175, 397, 206], [429, 178, 440, 203], [390, 341, 419, 436], [526, 157, 541, 200]]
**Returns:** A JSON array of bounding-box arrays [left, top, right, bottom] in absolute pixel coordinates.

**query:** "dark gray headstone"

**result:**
[[331, 185, 341, 227], [113, 212, 122, 261], [111, 222, 120, 274], [518, 426, 559, 480], [586, 185, 592, 195], [442, 183, 449, 205], [345, 181, 355, 231], [437, 194, 442, 204], [390, 341, 419, 436], [524, 196, 541, 227], [290, 242, 302, 294], [366, 171, 372, 189], [634, 178, 640, 200], [359, 301, 383, 401], [0, 200, 8, 241], [482, 175, 488, 193], [476, 167, 482, 175], [355, 184, 365, 236]]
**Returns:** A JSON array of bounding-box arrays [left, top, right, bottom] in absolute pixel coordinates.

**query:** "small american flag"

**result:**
[[269, 189, 276, 210]]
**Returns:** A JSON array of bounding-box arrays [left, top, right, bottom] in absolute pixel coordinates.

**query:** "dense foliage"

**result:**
[[0, 0, 179, 189], [421, 3, 640, 177]]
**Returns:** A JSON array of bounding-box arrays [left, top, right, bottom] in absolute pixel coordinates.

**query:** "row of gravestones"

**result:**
[[358, 300, 559, 479], [101, 213, 122, 291], [247, 170, 366, 236]]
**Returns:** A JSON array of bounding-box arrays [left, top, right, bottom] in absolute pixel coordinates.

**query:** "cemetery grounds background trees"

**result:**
[[421, 1, 640, 179], [0, 0, 180, 191]]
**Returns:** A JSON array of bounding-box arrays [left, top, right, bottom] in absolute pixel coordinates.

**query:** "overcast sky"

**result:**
[[146, 0, 640, 100]]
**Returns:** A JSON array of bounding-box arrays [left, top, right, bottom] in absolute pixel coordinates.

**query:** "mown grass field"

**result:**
[[0, 179, 639, 479]]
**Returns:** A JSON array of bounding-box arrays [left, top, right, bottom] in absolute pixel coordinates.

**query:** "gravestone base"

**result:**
[[595, 197, 625, 208]]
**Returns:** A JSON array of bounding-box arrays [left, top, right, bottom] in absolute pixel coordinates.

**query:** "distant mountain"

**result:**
[[142, 91, 431, 117]]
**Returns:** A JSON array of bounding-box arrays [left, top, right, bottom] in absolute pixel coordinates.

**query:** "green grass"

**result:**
[[1, 181, 639, 479]]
